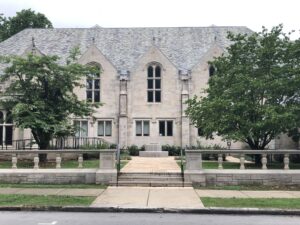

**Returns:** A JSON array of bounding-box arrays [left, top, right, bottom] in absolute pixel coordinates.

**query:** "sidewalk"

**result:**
[[0, 188, 104, 197], [1, 187, 300, 208], [195, 189, 300, 198], [91, 186, 203, 209]]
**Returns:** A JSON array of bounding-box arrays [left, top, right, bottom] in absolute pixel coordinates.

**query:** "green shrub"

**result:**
[[187, 141, 226, 160], [162, 145, 183, 156], [126, 145, 143, 156]]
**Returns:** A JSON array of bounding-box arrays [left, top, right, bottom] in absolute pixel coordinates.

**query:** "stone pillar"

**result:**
[[99, 150, 116, 169], [118, 70, 129, 148], [179, 70, 191, 148], [185, 150, 202, 170]]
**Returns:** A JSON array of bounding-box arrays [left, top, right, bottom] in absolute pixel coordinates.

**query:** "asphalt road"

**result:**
[[1, 212, 300, 225]]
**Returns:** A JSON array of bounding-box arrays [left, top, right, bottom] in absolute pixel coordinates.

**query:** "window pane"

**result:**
[[81, 121, 88, 137], [159, 121, 165, 136], [94, 91, 100, 102], [147, 91, 153, 102], [0, 112, 3, 123], [155, 79, 161, 89], [5, 126, 13, 145], [6, 112, 13, 123], [105, 121, 112, 136], [136, 121, 142, 136], [94, 79, 100, 89], [143, 121, 150, 136], [147, 66, 153, 77], [74, 121, 80, 137], [147, 79, 153, 89], [155, 91, 161, 102], [0, 126, 2, 145], [86, 79, 93, 89], [155, 66, 161, 77], [167, 121, 173, 136], [86, 91, 92, 101], [98, 121, 104, 136]]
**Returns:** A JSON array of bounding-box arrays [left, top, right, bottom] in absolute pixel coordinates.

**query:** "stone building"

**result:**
[[0, 26, 297, 149]]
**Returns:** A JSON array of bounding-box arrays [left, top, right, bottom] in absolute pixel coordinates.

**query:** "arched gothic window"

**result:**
[[86, 63, 101, 103], [147, 64, 161, 102]]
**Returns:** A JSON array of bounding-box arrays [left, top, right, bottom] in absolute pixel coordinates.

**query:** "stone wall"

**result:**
[[0, 169, 117, 185], [185, 170, 300, 186]]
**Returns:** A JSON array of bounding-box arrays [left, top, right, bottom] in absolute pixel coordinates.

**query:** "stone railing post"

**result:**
[[185, 150, 202, 170], [218, 154, 223, 169], [56, 154, 61, 169], [284, 154, 289, 170], [12, 154, 17, 169], [240, 154, 245, 170], [261, 154, 267, 170], [33, 155, 39, 169], [99, 150, 116, 169], [78, 154, 83, 168]]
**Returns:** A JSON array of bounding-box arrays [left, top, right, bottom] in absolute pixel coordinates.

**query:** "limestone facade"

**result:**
[[0, 27, 298, 149]]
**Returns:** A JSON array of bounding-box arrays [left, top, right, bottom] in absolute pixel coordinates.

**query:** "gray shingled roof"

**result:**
[[0, 26, 252, 72]]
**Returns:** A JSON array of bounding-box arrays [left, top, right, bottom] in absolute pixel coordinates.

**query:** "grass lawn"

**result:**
[[0, 159, 129, 169], [0, 183, 107, 189], [202, 161, 300, 169], [201, 197, 300, 209], [177, 160, 300, 170], [0, 194, 95, 206], [195, 184, 300, 191]]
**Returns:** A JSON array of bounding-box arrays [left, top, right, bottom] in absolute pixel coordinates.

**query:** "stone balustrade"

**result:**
[[185, 149, 300, 171], [0, 149, 116, 170], [184, 149, 300, 186]]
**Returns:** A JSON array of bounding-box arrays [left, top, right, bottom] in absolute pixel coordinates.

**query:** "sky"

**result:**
[[1, 0, 300, 38]]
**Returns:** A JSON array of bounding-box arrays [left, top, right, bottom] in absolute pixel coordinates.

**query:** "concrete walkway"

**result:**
[[1, 187, 300, 209], [226, 156, 253, 163], [91, 186, 204, 209], [0, 188, 104, 197], [195, 189, 300, 198], [121, 156, 180, 173]]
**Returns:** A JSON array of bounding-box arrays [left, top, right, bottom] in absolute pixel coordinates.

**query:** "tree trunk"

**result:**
[[32, 130, 52, 163]]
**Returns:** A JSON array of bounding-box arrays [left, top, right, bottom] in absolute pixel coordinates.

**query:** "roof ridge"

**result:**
[[21, 26, 249, 31]]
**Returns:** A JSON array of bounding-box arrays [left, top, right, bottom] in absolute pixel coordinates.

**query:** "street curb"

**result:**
[[0, 206, 300, 215]]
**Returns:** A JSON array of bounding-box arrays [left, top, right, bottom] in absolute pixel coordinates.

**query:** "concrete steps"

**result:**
[[117, 172, 192, 187]]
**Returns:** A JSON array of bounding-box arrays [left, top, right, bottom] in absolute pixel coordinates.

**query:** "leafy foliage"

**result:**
[[0, 9, 52, 42], [186, 25, 300, 150], [0, 50, 99, 149]]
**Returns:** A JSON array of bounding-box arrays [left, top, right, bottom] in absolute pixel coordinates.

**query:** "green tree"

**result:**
[[0, 48, 99, 150], [0, 9, 52, 42], [186, 25, 300, 156]]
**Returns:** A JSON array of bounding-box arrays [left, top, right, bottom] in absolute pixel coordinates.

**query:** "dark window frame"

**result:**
[[97, 120, 112, 137], [86, 64, 101, 103], [159, 120, 173, 136], [147, 64, 161, 103], [135, 120, 150, 136]]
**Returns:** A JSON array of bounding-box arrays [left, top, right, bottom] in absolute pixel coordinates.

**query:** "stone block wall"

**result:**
[[185, 170, 300, 186]]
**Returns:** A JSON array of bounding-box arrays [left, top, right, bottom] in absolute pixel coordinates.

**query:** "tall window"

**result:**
[[74, 120, 88, 137], [0, 111, 13, 145], [147, 64, 161, 102], [159, 120, 173, 136], [86, 64, 100, 102], [98, 121, 112, 137], [136, 120, 150, 136]]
